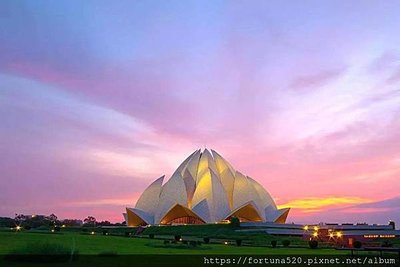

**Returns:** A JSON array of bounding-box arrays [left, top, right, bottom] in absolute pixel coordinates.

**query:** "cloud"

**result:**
[[278, 196, 371, 213], [289, 68, 346, 90], [284, 196, 400, 225], [343, 196, 400, 210], [387, 67, 400, 84], [66, 197, 136, 207], [368, 51, 400, 73]]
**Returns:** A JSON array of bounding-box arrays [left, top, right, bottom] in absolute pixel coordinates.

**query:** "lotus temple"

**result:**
[[124, 149, 290, 226]]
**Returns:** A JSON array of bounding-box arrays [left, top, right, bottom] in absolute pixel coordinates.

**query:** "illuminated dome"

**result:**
[[124, 149, 289, 226]]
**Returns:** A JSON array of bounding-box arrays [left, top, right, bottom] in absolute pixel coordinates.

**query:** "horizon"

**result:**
[[1, 1, 400, 225]]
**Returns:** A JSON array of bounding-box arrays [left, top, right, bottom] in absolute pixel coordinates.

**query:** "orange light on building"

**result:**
[[379, 234, 395, 238], [303, 225, 309, 231], [329, 233, 334, 238], [364, 235, 378, 238], [313, 232, 318, 237], [313, 226, 319, 231], [336, 231, 342, 238]]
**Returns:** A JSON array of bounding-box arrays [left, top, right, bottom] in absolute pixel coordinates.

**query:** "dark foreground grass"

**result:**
[[4, 241, 78, 263]]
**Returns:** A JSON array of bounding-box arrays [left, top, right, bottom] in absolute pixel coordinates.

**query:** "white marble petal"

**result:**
[[135, 175, 164, 215], [154, 171, 188, 224]]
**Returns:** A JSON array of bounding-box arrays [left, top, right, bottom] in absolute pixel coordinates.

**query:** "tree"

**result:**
[[14, 214, 26, 224], [61, 219, 82, 227], [0, 217, 15, 228], [282, 240, 291, 247], [97, 220, 111, 226], [83, 216, 97, 227], [353, 240, 362, 248], [48, 214, 58, 223], [229, 217, 240, 228], [309, 240, 318, 249]]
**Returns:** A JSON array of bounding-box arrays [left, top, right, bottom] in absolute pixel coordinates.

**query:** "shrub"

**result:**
[[203, 237, 210, 244], [309, 240, 318, 249], [282, 240, 291, 247], [182, 240, 188, 245], [102, 230, 108, 236], [171, 240, 177, 244], [124, 232, 130, 237], [149, 234, 154, 239], [353, 241, 362, 248], [236, 239, 242, 246], [174, 235, 181, 241], [229, 217, 240, 228], [189, 241, 197, 247], [382, 241, 393, 247], [163, 240, 170, 245], [271, 240, 277, 248], [54, 226, 60, 232], [197, 241, 202, 246]]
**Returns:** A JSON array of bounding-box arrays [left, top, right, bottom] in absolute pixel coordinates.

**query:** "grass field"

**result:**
[[2, 231, 398, 267], [0, 231, 346, 255]]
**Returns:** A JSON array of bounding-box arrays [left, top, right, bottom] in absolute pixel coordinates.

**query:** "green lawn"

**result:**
[[0, 231, 346, 255], [3, 232, 397, 267]]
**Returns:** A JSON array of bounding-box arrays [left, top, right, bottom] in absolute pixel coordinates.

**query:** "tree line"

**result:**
[[0, 214, 126, 229]]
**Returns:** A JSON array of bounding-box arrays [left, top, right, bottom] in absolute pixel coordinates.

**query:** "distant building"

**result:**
[[240, 221, 400, 247], [125, 149, 289, 226]]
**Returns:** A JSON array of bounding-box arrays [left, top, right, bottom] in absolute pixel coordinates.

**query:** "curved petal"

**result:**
[[265, 205, 290, 223], [154, 172, 188, 224], [159, 203, 205, 225], [211, 150, 235, 209], [196, 149, 218, 185], [225, 201, 263, 222], [126, 207, 153, 226], [192, 168, 230, 222], [247, 176, 277, 210], [135, 175, 164, 215]]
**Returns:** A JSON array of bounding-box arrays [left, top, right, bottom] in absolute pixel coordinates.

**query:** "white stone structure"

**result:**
[[125, 149, 290, 226]]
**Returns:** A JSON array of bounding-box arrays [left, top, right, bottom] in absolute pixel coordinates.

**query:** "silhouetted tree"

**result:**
[[97, 220, 112, 226], [0, 217, 15, 228], [48, 214, 58, 222], [83, 216, 97, 227], [14, 214, 26, 224], [61, 219, 83, 226]]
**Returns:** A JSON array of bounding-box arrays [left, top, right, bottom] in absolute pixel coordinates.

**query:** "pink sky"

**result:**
[[0, 1, 399, 225]]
